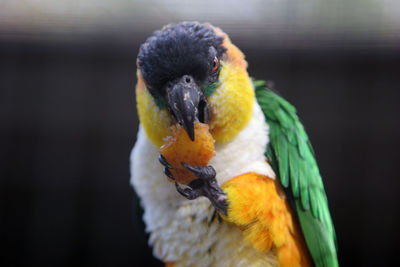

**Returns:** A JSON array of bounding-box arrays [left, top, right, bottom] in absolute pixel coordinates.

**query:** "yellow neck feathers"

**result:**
[[135, 32, 254, 147], [207, 61, 254, 143]]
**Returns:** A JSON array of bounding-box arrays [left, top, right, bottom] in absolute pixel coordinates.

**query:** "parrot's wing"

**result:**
[[254, 80, 339, 267]]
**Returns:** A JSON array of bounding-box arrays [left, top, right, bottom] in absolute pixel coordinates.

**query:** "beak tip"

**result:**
[[186, 126, 195, 141]]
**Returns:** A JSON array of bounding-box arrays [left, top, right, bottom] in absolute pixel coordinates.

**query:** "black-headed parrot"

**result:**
[[130, 22, 338, 267]]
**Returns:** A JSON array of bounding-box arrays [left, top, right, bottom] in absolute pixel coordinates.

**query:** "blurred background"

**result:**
[[1, 0, 399, 266]]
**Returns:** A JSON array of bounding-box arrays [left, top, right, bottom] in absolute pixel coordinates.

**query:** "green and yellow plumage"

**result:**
[[255, 80, 338, 267]]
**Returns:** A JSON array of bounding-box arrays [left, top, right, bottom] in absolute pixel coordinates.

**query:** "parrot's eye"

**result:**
[[212, 57, 219, 72]]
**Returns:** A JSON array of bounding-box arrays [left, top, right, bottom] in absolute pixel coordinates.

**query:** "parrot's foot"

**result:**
[[158, 154, 175, 180], [176, 163, 228, 216], [158, 154, 228, 215]]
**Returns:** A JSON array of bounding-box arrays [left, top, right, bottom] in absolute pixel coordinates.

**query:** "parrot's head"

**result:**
[[136, 22, 255, 147]]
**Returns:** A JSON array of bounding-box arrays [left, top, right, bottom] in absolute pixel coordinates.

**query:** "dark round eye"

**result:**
[[212, 57, 219, 72]]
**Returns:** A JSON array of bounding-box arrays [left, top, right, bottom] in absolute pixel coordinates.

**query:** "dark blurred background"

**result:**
[[1, 1, 399, 266]]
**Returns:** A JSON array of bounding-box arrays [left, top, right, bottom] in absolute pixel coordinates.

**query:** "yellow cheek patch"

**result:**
[[208, 62, 254, 143], [136, 73, 172, 148]]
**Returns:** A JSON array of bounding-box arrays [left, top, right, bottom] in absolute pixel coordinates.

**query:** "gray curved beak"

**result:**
[[166, 75, 209, 141]]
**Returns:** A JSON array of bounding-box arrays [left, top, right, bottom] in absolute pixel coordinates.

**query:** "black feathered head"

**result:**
[[138, 22, 226, 98], [137, 22, 227, 140]]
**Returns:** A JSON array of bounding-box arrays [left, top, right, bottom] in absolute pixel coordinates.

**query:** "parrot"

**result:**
[[130, 22, 338, 267]]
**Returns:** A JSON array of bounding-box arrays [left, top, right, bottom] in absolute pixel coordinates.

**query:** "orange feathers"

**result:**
[[222, 173, 312, 267]]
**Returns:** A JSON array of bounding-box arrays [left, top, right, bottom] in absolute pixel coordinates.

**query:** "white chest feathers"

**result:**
[[130, 102, 276, 266]]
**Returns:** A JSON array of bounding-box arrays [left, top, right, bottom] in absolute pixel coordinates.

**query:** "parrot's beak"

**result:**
[[166, 75, 209, 141]]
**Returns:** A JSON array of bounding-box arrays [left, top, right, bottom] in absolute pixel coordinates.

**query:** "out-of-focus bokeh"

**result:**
[[1, 1, 399, 266]]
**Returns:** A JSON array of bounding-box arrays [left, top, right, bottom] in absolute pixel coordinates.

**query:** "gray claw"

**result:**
[[164, 168, 175, 180], [159, 154, 173, 169], [182, 162, 216, 180], [181, 162, 200, 173], [159, 153, 176, 181], [175, 182, 200, 200]]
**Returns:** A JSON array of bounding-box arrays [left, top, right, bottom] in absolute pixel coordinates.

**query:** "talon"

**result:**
[[174, 163, 227, 215], [164, 168, 175, 180], [159, 154, 173, 169], [182, 162, 216, 181], [181, 162, 201, 174], [175, 182, 200, 200]]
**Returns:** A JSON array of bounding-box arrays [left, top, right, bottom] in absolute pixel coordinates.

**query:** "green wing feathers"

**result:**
[[254, 80, 339, 267]]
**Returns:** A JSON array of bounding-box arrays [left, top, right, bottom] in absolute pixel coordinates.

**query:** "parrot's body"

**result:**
[[130, 22, 338, 267]]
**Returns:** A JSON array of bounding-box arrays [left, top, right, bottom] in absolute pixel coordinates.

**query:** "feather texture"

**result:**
[[254, 80, 338, 267]]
